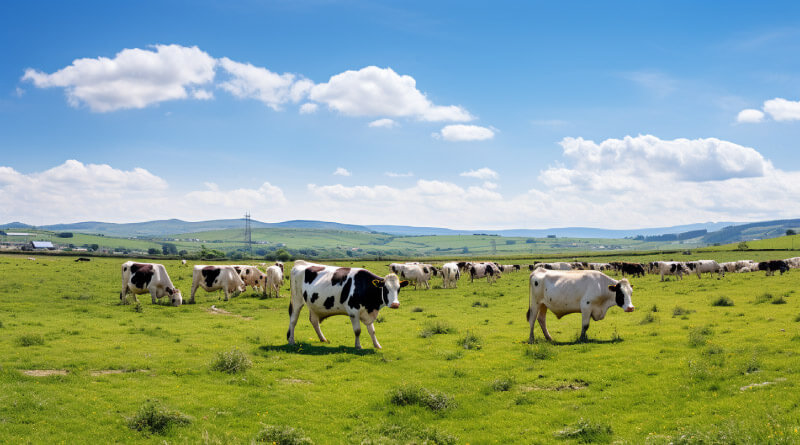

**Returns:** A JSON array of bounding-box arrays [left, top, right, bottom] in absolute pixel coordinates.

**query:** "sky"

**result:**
[[2, 0, 800, 230]]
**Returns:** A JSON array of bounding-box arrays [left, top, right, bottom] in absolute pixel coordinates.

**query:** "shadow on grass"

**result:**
[[529, 337, 624, 346], [258, 342, 376, 356]]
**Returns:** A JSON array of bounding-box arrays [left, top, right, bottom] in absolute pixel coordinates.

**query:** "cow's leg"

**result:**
[[308, 310, 328, 343], [579, 309, 592, 342], [189, 283, 198, 304], [120, 284, 129, 304], [536, 305, 552, 341], [287, 298, 303, 345], [350, 315, 362, 349], [366, 322, 381, 349]]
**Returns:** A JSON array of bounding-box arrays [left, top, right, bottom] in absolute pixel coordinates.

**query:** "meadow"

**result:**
[[2, 252, 800, 444]]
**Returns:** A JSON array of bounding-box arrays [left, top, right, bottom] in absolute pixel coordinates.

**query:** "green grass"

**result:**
[[1, 253, 800, 443]]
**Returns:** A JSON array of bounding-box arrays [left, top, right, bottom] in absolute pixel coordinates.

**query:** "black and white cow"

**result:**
[[287, 260, 409, 349], [120, 261, 182, 306], [685, 260, 724, 278], [469, 262, 501, 283], [189, 265, 246, 303], [528, 269, 634, 343], [653, 261, 685, 281]]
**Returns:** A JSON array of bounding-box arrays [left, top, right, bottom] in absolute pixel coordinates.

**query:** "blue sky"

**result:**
[[2, 1, 800, 229]]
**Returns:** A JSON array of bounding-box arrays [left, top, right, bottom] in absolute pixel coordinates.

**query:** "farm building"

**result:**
[[30, 241, 55, 250]]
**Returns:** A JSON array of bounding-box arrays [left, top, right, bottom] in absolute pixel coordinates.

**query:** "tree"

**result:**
[[737, 241, 749, 250], [787, 229, 797, 236], [89, 244, 99, 251], [57, 232, 73, 238], [178, 250, 188, 256], [147, 248, 160, 255], [162, 243, 178, 255], [275, 249, 291, 262]]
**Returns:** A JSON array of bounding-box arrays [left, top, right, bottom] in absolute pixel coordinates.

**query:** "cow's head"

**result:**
[[167, 287, 183, 307], [375, 273, 408, 309], [609, 279, 634, 312]]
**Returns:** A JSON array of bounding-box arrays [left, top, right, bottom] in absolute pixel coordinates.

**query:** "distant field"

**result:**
[[702, 234, 800, 252], [2, 252, 800, 443]]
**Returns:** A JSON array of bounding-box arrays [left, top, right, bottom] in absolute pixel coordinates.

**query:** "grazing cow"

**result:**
[[120, 261, 182, 306], [653, 261, 685, 281], [759, 260, 789, 276], [287, 260, 409, 349], [528, 269, 634, 342], [232, 265, 268, 293], [616, 262, 645, 278], [685, 260, 724, 278], [499, 265, 516, 273], [265, 265, 283, 297], [189, 265, 245, 303], [588, 262, 611, 271], [469, 262, 501, 283], [785, 257, 800, 269], [570, 262, 589, 270], [457, 262, 471, 274], [181, 259, 187, 266], [274, 261, 285, 274], [441, 262, 461, 288], [396, 264, 435, 289], [719, 262, 738, 273]]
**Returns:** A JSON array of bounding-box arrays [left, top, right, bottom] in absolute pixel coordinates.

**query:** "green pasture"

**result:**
[[2, 253, 800, 443]]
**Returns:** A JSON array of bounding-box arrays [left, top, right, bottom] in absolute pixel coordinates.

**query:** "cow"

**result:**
[[653, 261, 685, 281], [588, 262, 611, 271], [120, 261, 182, 306], [528, 269, 634, 343], [685, 260, 724, 278], [616, 262, 645, 278], [441, 262, 461, 288], [719, 262, 738, 273], [232, 265, 268, 293], [274, 261, 285, 274], [265, 265, 283, 297], [759, 260, 790, 276], [785, 257, 800, 269], [469, 262, 501, 283], [457, 262, 472, 274], [189, 265, 246, 303], [181, 259, 187, 266], [287, 260, 408, 349], [396, 264, 435, 289], [499, 265, 519, 273]]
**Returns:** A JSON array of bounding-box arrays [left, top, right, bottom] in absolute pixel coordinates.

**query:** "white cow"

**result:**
[[120, 261, 182, 306], [288, 260, 408, 349], [395, 263, 435, 289], [685, 260, 724, 278], [441, 262, 461, 288], [232, 265, 268, 293], [265, 265, 283, 297], [652, 261, 686, 281], [534, 262, 573, 271], [190, 265, 245, 303], [528, 269, 634, 343]]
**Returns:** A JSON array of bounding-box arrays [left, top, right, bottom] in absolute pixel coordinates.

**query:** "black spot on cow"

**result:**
[[422, 266, 429, 274], [201, 266, 221, 289], [609, 284, 625, 307], [130, 263, 154, 290], [324, 296, 335, 310], [526, 307, 531, 321], [529, 264, 535, 271], [233, 266, 242, 274], [305, 266, 325, 284], [670, 264, 678, 273], [331, 267, 351, 285], [310, 292, 319, 303], [347, 269, 386, 313], [340, 277, 352, 304], [534, 280, 538, 286], [303, 291, 308, 302], [123, 266, 127, 272], [382, 287, 389, 306], [288, 302, 293, 316]]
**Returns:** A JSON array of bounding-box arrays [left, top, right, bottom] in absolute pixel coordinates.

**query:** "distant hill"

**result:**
[[701, 219, 800, 244], [0, 222, 34, 230]]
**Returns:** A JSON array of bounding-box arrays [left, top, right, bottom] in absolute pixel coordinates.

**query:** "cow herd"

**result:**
[[117, 255, 799, 349]]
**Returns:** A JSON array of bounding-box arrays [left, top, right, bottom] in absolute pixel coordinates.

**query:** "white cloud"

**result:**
[[333, 167, 351, 177], [185, 181, 286, 208], [385, 171, 413, 178], [309, 66, 473, 122], [460, 167, 498, 180], [482, 181, 499, 190], [763, 97, 800, 121], [435, 124, 494, 141], [22, 44, 216, 112], [14, 87, 25, 97], [736, 108, 765, 123], [368, 118, 398, 128], [299, 102, 318, 114], [218, 57, 311, 110], [624, 71, 677, 98]]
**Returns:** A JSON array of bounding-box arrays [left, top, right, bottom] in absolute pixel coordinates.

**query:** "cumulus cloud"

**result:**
[[435, 124, 494, 141], [218, 57, 312, 110], [185, 182, 287, 208], [22, 44, 216, 112], [763, 97, 800, 121], [333, 167, 351, 177], [460, 167, 498, 180], [368, 118, 398, 128], [736, 108, 765, 123], [299, 103, 318, 114], [309, 66, 473, 122]]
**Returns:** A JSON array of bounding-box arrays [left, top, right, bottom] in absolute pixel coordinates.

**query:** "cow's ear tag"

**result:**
[[372, 279, 383, 288]]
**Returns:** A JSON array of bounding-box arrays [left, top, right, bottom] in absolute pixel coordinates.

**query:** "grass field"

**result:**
[[2, 253, 800, 444]]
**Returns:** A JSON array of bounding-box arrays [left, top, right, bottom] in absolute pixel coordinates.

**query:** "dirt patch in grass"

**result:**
[[90, 369, 148, 376], [206, 305, 252, 320], [21, 369, 68, 377]]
